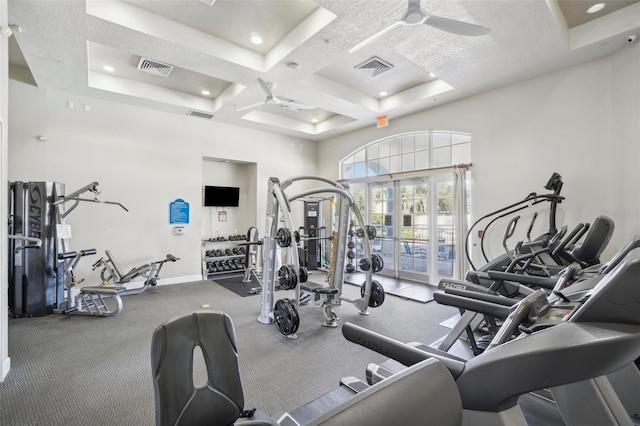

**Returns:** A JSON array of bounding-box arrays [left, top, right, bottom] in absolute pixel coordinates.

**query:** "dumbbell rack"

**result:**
[[201, 235, 247, 278]]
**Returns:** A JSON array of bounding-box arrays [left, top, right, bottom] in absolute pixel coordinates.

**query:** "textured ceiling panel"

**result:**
[[7, 0, 640, 141]]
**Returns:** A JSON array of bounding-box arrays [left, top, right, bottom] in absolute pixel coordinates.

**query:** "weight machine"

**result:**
[[258, 176, 385, 338], [91, 250, 179, 296], [8, 181, 128, 317]]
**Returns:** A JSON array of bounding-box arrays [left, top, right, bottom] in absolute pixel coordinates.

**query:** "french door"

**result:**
[[356, 173, 457, 285]]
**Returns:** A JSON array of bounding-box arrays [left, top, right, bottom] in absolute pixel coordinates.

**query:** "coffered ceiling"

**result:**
[[7, 0, 640, 141]]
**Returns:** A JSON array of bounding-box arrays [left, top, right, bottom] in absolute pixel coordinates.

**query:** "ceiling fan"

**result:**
[[236, 78, 316, 112], [349, 0, 491, 53]]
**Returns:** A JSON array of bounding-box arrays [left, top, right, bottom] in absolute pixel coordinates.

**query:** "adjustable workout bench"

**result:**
[[93, 250, 179, 296]]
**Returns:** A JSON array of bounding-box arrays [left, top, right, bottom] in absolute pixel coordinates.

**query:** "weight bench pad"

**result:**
[[80, 286, 121, 295], [301, 282, 340, 295]]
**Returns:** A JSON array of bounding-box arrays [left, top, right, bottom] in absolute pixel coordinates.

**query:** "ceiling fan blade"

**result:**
[[257, 78, 274, 98], [236, 101, 266, 112], [275, 99, 316, 110], [349, 20, 403, 53], [423, 14, 490, 36]]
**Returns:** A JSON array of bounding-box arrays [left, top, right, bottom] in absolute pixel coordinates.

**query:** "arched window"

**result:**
[[340, 131, 471, 179]]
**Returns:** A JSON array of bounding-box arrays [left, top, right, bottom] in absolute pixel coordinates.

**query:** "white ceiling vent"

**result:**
[[188, 111, 214, 119], [356, 56, 393, 77], [198, 0, 217, 5], [137, 57, 174, 77]]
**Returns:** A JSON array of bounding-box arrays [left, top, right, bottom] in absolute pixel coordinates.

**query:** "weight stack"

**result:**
[[8, 181, 63, 317]]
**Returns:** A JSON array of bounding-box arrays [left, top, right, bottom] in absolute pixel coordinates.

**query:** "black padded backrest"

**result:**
[[151, 311, 244, 426], [307, 358, 462, 426], [571, 215, 614, 265]]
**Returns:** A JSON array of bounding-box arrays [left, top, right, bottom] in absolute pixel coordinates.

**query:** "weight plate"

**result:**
[[371, 254, 384, 273], [278, 265, 293, 289], [345, 263, 356, 273], [366, 225, 377, 240], [276, 228, 292, 248], [361, 279, 385, 308], [294, 231, 301, 244], [355, 228, 365, 239], [358, 258, 371, 271], [288, 264, 298, 289], [347, 241, 356, 249], [274, 298, 300, 336], [299, 266, 308, 283], [347, 251, 356, 259]]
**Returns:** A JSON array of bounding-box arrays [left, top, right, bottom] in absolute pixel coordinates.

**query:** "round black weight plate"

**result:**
[[294, 231, 301, 244], [274, 298, 299, 336], [347, 241, 356, 249], [288, 264, 298, 289], [366, 225, 377, 240], [276, 228, 292, 248], [360, 280, 385, 308], [298, 266, 308, 283], [355, 228, 365, 239], [371, 254, 384, 273], [345, 263, 355, 273], [358, 258, 371, 271], [278, 265, 293, 289], [347, 251, 356, 259]]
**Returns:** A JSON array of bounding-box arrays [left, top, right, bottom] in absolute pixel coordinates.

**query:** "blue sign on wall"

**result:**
[[169, 199, 190, 224]]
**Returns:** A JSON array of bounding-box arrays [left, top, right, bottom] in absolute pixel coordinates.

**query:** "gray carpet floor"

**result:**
[[0, 278, 457, 425]]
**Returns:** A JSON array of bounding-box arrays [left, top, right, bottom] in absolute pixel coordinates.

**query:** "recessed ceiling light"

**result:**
[[250, 32, 263, 45], [103, 65, 114, 72], [379, 91, 388, 97], [201, 90, 210, 96], [429, 72, 436, 78], [311, 118, 318, 123], [587, 2, 606, 14]]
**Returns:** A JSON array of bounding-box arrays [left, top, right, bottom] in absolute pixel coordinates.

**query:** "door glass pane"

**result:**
[[437, 180, 454, 278], [399, 180, 429, 275]]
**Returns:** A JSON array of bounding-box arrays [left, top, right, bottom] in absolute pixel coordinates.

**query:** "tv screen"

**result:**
[[204, 185, 240, 207]]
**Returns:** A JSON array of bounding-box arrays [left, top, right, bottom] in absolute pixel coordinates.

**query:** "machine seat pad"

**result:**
[[301, 282, 339, 295], [120, 264, 151, 282], [80, 286, 121, 295]]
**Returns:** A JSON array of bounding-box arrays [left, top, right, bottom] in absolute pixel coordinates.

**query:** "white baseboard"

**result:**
[[1, 356, 10, 382], [157, 275, 204, 286]]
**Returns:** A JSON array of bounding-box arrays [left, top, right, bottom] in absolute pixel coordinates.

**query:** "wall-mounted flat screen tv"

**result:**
[[204, 185, 240, 207]]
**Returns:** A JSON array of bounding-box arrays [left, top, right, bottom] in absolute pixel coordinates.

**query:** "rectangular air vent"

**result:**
[[356, 56, 393, 77], [137, 57, 174, 77], [198, 0, 217, 5], [188, 111, 214, 120]]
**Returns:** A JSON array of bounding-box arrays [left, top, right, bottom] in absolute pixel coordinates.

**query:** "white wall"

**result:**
[[319, 44, 640, 266], [7, 80, 318, 283]]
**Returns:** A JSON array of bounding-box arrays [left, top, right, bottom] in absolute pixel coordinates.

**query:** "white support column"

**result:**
[[1, 0, 11, 381]]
